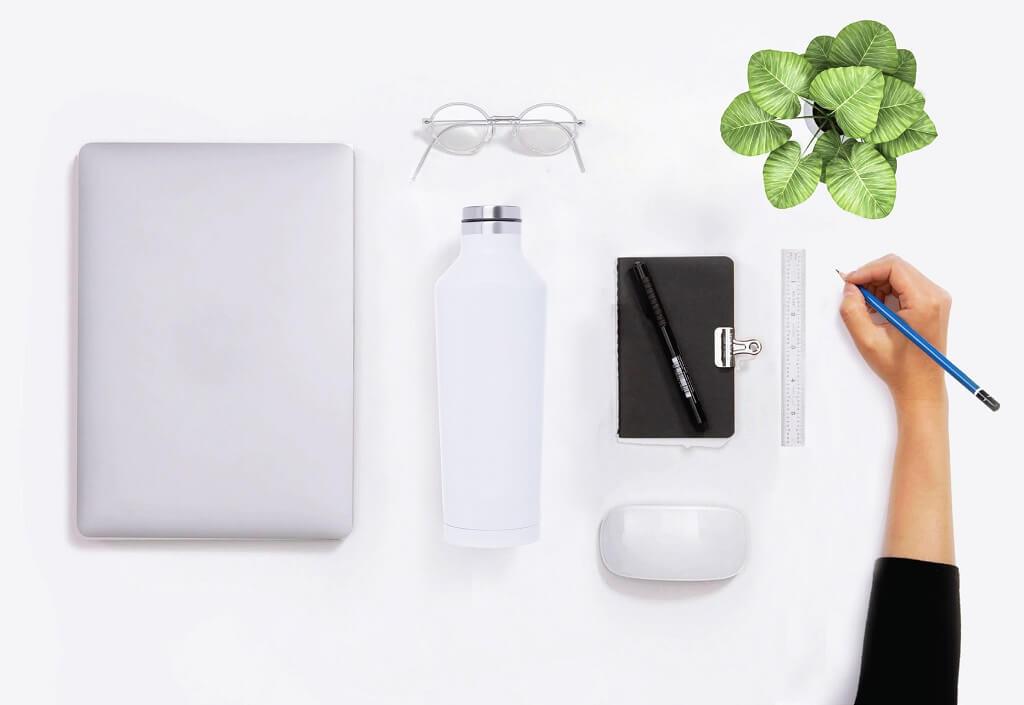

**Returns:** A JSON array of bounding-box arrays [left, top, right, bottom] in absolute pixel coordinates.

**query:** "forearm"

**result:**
[[883, 394, 954, 564], [857, 399, 961, 704]]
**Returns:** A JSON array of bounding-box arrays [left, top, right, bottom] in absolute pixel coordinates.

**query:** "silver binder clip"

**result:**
[[715, 327, 762, 368]]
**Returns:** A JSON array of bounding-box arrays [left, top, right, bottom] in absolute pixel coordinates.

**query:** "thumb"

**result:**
[[839, 282, 882, 351]]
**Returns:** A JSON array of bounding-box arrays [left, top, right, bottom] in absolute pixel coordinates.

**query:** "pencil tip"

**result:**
[[835, 269, 845, 280]]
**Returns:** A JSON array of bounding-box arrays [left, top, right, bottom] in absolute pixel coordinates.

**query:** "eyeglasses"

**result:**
[[412, 102, 586, 180]]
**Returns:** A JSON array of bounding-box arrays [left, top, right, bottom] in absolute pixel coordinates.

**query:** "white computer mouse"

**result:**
[[599, 505, 748, 581]]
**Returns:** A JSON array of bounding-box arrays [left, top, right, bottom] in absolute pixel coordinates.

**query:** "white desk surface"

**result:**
[[2, 1, 1020, 703]]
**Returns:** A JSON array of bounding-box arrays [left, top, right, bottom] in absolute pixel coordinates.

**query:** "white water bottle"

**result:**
[[435, 206, 546, 547]]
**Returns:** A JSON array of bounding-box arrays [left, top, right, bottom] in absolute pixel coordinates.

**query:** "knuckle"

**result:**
[[925, 289, 951, 312], [859, 337, 881, 355]]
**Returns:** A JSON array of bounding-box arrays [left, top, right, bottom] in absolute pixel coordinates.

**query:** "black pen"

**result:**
[[631, 261, 707, 429]]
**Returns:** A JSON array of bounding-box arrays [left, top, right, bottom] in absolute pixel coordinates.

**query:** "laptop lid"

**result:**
[[76, 143, 353, 538]]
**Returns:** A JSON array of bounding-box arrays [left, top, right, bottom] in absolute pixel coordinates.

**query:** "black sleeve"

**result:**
[[854, 557, 961, 705]]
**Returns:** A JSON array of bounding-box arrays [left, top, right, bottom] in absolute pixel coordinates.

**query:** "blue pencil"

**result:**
[[838, 271, 1000, 412]]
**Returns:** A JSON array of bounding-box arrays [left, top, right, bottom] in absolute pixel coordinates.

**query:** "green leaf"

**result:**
[[828, 20, 898, 72], [866, 76, 925, 143], [885, 155, 897, 173], [826, 141, 896, 218], [811, 130, 842, 181], [747, 50, 815, 118], [809, 67, 885, 137], [804, 36, 834, 76], [891, 49, 917, 85], [875, 112, 937, 158], [720, 92, 792, 156], [763, 141, 821, 208]]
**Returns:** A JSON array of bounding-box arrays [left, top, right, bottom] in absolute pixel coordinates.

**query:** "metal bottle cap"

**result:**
[[461, 205, 522, 222]]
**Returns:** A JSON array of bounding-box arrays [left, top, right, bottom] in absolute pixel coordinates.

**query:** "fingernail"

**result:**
[[843, 282, 858, 296]]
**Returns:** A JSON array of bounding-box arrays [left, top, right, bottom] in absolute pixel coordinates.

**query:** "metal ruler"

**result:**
[[781, 249, 806, 447]]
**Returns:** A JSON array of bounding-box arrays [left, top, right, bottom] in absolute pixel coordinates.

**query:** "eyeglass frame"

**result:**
[[412, 102, 586, 180]]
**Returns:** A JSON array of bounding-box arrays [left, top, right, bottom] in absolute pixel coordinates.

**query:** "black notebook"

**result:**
[[617, 256, 736, 440]]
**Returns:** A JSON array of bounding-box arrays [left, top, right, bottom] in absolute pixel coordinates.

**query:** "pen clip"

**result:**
[[630, 261, 666, 327]]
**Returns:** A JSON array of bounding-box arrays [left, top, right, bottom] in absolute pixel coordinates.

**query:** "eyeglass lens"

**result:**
[[430, 103, 492, 154], [516, 104, 578, 155]]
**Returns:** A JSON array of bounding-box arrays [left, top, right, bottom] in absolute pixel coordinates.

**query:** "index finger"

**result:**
[[844, 254, 924, 297]]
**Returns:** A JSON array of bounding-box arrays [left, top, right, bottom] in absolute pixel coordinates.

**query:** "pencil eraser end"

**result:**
[[977, 389, 1000, 412]]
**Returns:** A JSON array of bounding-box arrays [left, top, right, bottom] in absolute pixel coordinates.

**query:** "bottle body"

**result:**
[[435, 207, 546, 547]]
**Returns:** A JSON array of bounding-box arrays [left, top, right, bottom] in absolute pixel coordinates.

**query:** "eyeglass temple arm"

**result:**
[[412, 136, 438, 181], [560, 121, 586, 174], [572, 139, 586, 173]]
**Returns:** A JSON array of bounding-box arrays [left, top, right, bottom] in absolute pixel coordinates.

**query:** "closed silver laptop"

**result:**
[[76, 143, 354, 538]]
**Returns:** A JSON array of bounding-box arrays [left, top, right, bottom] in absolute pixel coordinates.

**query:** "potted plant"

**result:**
[[720, 20, 936, 218]]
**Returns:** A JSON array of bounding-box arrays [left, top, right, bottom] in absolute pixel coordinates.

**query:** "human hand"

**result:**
[[839, 255, 951, 409]]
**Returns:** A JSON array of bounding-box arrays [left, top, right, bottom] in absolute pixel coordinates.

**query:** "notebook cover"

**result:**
[[617, 256, 735, 439]]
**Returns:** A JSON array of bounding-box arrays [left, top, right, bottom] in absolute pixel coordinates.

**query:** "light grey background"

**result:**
[[2, 1, 1020, 703]]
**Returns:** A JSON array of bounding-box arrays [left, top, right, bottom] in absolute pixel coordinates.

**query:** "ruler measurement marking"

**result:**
[[782, 249, 806, 447]]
